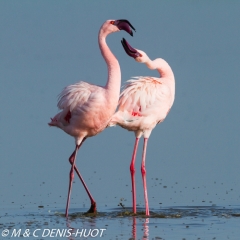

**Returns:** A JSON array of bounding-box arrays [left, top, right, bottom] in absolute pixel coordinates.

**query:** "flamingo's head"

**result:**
[[121, 38, 148, 63], [102, 19, 135, 36]]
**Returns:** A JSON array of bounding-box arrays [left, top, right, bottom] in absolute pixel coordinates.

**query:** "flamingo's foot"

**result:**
[[87, 202, 97, 213], [83, 202, 97, 216]]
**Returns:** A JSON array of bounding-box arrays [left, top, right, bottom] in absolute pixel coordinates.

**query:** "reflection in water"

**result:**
[[132, 217, 137, 239], [142, 218, 149, 239], [66, 216, 98, 240], [132, 217, 149, 240], [66, 218, 74, 240]]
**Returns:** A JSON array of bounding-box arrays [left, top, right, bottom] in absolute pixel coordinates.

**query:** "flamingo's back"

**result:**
[[57, 81, 92, 111], [109, 76, 174, 137], [119, 76, 172, 113]]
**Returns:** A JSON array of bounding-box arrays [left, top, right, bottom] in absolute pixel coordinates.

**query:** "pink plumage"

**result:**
[[109, 39, 175, 216], [48, 20, 135, 217]]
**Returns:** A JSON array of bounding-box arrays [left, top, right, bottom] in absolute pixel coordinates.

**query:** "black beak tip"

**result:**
[[122, 37, 127, 43], [116, 19, 135, 37]]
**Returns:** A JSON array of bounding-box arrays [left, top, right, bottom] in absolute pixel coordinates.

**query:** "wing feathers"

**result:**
[[57, 81, 92, 111], [119, 76, 170, 114]]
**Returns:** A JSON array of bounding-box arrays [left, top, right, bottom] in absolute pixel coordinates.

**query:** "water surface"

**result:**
[[1, 204, 240, 239]]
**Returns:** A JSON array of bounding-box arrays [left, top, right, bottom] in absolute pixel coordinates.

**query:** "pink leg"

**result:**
[[130, 137, 139, 214], [68, 153, 96, 214], [65, 144, 79, 217], [141, 138, 149, 216], [67, 141, 96, 216]]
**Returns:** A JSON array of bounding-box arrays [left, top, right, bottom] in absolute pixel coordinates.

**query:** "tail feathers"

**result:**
[[108, 110, 140, 127], [48, 117, 58, 127], [108, 121, 116, 127], [108, 115, 119, 127]]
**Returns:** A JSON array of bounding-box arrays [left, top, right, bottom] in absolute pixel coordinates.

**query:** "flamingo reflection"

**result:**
[[131, 217, 149, 240]]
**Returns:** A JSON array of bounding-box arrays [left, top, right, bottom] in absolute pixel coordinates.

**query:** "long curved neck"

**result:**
[[98, 29, 121, 99], [145, 58, 174, 79], [145, 57, 175, 106]]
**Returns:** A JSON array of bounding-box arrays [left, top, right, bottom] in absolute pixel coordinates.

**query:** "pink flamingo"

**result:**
[[109, 38, 175, 216], [48, 20, 135, 217]]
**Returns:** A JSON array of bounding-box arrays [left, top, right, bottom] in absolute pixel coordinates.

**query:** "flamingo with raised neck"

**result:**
[[109, 38, 175, 216], [49, 20, 135, 217]]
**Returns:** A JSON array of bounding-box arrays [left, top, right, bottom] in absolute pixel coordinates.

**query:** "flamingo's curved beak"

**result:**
[[121, 38, 141, 58], [114, 19, 136, 36]]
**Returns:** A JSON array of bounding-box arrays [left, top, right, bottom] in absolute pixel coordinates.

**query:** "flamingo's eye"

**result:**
[[139, 54, 142, 57], [110, 21, 115, 25]]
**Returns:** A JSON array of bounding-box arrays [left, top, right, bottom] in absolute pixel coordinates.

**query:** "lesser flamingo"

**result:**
[[49, 21, 135, 217], [109, 38, 175, 215]]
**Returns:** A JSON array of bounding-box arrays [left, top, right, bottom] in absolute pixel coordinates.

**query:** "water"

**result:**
[[1, 204, 240, 239]]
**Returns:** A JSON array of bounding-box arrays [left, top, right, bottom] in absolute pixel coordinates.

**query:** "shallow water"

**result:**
[[1, 205, 240, 240]]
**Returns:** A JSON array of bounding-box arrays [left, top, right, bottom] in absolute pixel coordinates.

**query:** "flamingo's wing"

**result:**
[[57, 81, 92, 111], [119, 76, 171, 116]]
